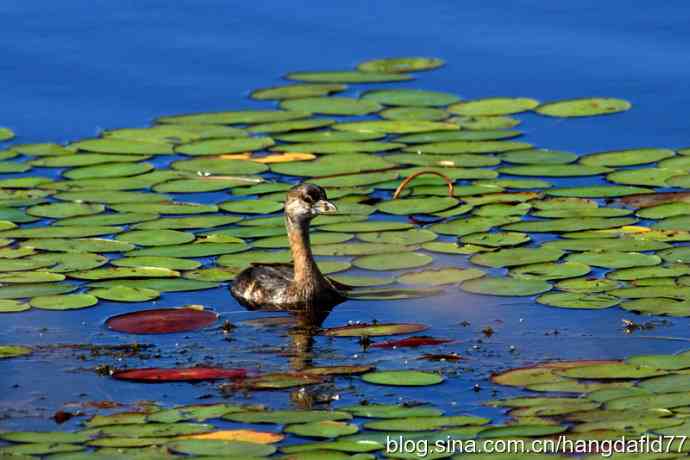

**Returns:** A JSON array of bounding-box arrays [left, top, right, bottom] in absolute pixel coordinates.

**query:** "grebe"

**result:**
[[231, 183, 347, 313]]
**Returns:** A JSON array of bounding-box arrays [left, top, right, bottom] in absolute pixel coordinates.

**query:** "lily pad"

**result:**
[[361, 370, 443, 386], [536, 292, 620, 309], [112, 201, 218, 215], [271, 140, 402, 154], [128, 242, 248, 258], [68, 266, 180, 280], [0, 226, 122, 239], [341, 404, 443, 419], [280, 97, 381, 115], [380, 107, 449, 121], [510, 262, 591, 280], [251, 83, 346, 100], [566, 251, 661, 269], [378, 197, 458, 215], [357, 229, 436, 245], [579, 148, 675, 167], [276, 130, 384, 143], [361, 89, 458, 107], [470, 247, 564, 268], [364, 415, 488, 432], [0, 300, 31, 313], [175, 137, 274, 156], [21, 238, 134, 253], [505, 217, 637, 233], [56, 212, 159, 227], [107, 307, 217, 334], [557, 362, 665, 379], [69, 138, 174, 154], [0, 272, 65, 284], [555, 278, 622, 293], [226, 410, 351, 425], [248, 118, 335, 134], [271, 153, 392, 177], [286, 70, 412, 83], [114, 367, 245, 382], [398, 268, 485, 286], [54, 190, 170, 204], [157, 110, 310, 125], [63, 162, 153, 180], [89, 286, 160, 302], [461, 232, 530, 247], [323, 323, 428, 337], [448, 97, 539, 116], [500, 164, 611, 177], [357, 57, 444, 73], [406, 140, 530, 154], [535, 98, 631, 117], [353, 252, 432, 270], [608, 168, 685, 187], [499, 148, 578, 165], [171, 158, 268, 175], [167, 440, 275, 457], [461, 277, 552, 296], [30, 293, 98, 310], [333, 120, 458, 134], [87, 278, 219, 292], [220, 199, 283, 214], [0, 282, 77, 299], [0, 345, 32, 358], [284, 421, 358, 439], [153, 177, 256, 193]]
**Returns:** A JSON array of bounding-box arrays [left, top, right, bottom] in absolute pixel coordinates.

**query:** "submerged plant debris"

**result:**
[[2, 55, 690, 458]]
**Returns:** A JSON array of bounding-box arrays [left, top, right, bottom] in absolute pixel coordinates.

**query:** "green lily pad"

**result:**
[[276, 130, 384, 143], [608, 264, 690, 281], [448, 97, 539, 116], [87, 278, 219, 292], [69, 267, 180, 280], [226, 410, 351, 425], [133, 215, 241, 230], [323, 323, 427, 337], [385, 153, 499, 168], [286, 70, 412, 83], [461, 277, 552, 296], [421, 242, 487, 254], [128, 242, 248, 258], [54, 190, 170, 204], [608, 168, 686, 187], [535, 98, 631, 117], [0, 300, 31, 313], [285, 421, 359, 439], [0, 258, 54, 272], [451, 115, 521, 130], [470, 247, 564, 268], [271, 154, 392, 177], [364, 415, 488, 432], [220, 199, 283, 214], [175, 137, 274, 156], [22, 238, 134, 253], [171, 158, 268, 175], [328, 274, 395, 287], [398, 268, 485, 286], [405, 140, 530, 154], [558, 362, 665, 379], [312, 171, 399, 188], [167, 440, 276, 457], [499, 148, 578, 165], [555, 278, 622, 293], [345, 286, 442, 300], [505, 217, 637, 233], [397, 130, 521, 144], [546, 185, 652, 198], [280, 97, 381, 115], [0, 272, 65, 283], [0, 127, 15, 141], [430, 216, 520, 236], [112, 256, 201, 270], [103, 124, 247, 143], [478, 424, 566, 438], [379, 107, 449, 121], [361, 370, 443, 387], [0, 162, 31, 173], [357, 57, 444, 73], [153, 177, 254, 193], [30, 293, 98, 310], [0, 345, 32, 358], [31, 153, 152, 167], [89, 286, 160, 302], [536, 292, 620, 309], [56, 212, 159, 227], [86, 422, 213, 438], [183, 267, 241, 282], [0, 443, 85, 456], [500, 164, 611, 177], [319, 221, 413, 233], [116, 229, 195, 246], [580, 148, 675, 167], [510, 262, 591, 280], [353, 252, 432, 270], [358, 229, 436, 245], [313, 242, 413, 257], [157, 110, 310, 125], [377, 197, 458, 215], [253, 232, 351, 248], [111, 201, 218, 215], [637, 202, 690, 219], [0, 431, 91, 443], [251, 83, 346, 100], [70, 138, 173, 154], [341, 404, 443, 419], [333, 120, 458, 134], [626, 353, 690, 370], [26, 202, 105, 219], [0, 226, 122, 239], [620, 298, 690, 316], [543, 237, 669, 252], [271, 141, 402, 154], [460, 232, 530, 247], [666, 175, 690, 188], [532, 207, 632, 218], [248, 118, 335, 133], [566, 251, 660, 269], [64, 162, 153, 180], [0, 282, 77, 299], [361, 89, 459, 107]]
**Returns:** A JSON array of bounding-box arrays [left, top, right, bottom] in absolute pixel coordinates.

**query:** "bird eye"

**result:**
[[303, 193, 315, 204]]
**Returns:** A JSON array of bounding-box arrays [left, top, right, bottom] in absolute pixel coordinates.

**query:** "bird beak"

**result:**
[[313, 200, 337, 214]]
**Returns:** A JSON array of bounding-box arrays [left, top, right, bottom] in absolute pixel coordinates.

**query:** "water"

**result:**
[[1, 0, 690, 435]]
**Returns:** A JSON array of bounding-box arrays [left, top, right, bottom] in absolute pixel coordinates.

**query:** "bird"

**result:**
[[231, 183, 347, 316]]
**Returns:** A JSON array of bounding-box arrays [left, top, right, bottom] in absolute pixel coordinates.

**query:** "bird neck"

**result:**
[[286, 214, 323, 287]]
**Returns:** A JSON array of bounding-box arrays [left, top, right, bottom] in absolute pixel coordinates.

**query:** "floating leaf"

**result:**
[[21, 238, 134, 253], [158, 110, 310, 125], [89, 286, 160, 302], [398, 268, 484, 286], [371, 336, 453, 349], [470, 247, 564, 268], [219, 199, 283, 214], [535, 98, 631, 117], [175, 137, 274, 156], [333, 120, 457, 134], [112, 256, 200, 270], [448, 97, 539, 116], [226, 410, 351, 425], [0, 272, 65, 284], [461, 232, 530, 247], [364, 415, 488, 431], [0, 345, 31, 359], [509, 262, 591, 280], [54, 190, 170, 204], [461, 277, 552, 296], [543, 237, 669, 252], [0, 225, 122, 239], [112, 201, 218, 215], [320, 221, 413, 233], [341, 404, 443, 419], [115, 229, 195, 247], [608, 168, 685, 187], [555, 278, 622, 293], [56, 212, 159, 227], [500, 164, 611, 177], [0, 300, 31, 313], [536, 292, 620, 309], [323, 323, 428, 337], [478, 424, 566, 438], [284, 421, 359, 439], [271, 140, 402, 153], [286, 70, 412, 83], [87, 278, 219, 292], [280, 97, 381, 115], [171, 158, 268, 176], [405, 140, 530, 154], [277, 130, 384, 143], [0, 282, 77, 299], [357, 57, 444, 73], [505, 217, 637, 233], [579, 148, 675, 167], [106, 307, 217, 334], [63, 161, 153, 180], [86, 422, 214, 438], [500, 148, 578, 165], [30, 293, 98, 310], [361, 370, 443, 387], [566, 251, 660, 269], [251, 83, 346, 100], [128, 242, 248, 258], [242, 372, 323, 390], [153, 177, 254, 193], [353, 252, 432, 270], [69, 138, 174, 154], [69, 266, 179, 280], [113, 367, 246, 382], [557, 362, 665, 379], [380, 107, 449, 121]]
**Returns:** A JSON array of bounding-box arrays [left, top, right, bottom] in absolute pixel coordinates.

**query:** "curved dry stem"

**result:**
[[393, 169, 454, 199]]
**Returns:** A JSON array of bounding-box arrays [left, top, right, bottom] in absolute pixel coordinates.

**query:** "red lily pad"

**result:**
[[322, 323, 428, 337], [106, 306, 218, 334], [112, 367, 246, 382], [371, 336, 453, 349]]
